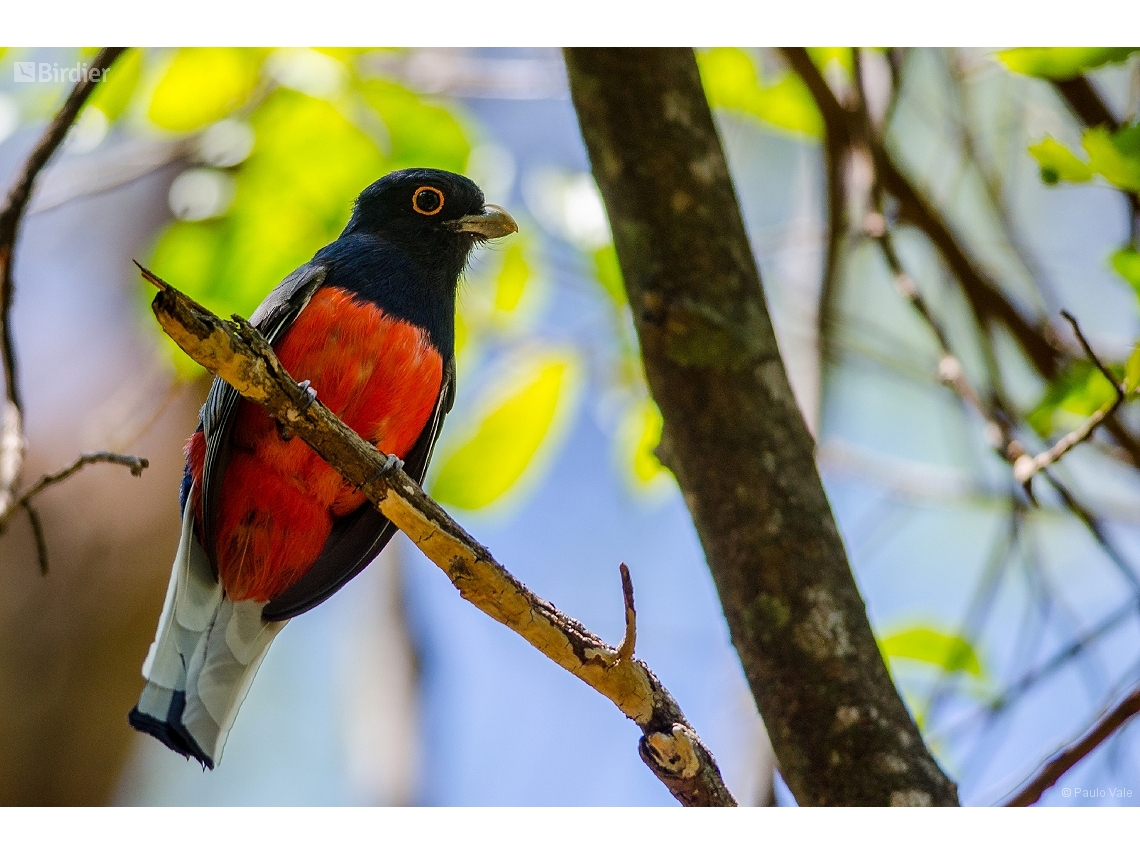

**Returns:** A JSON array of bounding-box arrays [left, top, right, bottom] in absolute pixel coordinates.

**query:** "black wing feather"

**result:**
[[198, 262, 327, 572]]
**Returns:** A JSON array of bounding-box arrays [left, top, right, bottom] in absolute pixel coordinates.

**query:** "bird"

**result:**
[[129, 168, 517, 769]]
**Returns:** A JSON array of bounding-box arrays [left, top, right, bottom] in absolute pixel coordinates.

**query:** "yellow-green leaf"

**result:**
[[592, 244, 626, 306], [430, 353, 580, 510], [879, 627, 983, 677], [617, 398, 673, 491], [1125, 343, 1140, 393], [1028, 360, 1119, 436], [1084, 124, 1140, 192], [148, 48, 264, 132], [998, 47, 1138, 79], [1028, 136, 1092, 184], [1113, 247, 1140, 295], [807, 47, 854, 78]]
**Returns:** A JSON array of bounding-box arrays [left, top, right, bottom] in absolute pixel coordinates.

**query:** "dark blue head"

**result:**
[[317, 168, 517, 359], [342, 168, 516, 282]]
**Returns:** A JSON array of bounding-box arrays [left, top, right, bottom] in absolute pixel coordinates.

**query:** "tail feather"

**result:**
[[130, 497, 286, 768]]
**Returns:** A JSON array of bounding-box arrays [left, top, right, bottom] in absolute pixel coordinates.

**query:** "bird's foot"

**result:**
[[364, 453, 404, 490], [297, 379, 318, 407]]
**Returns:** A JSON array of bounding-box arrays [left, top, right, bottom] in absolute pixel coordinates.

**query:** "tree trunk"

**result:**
[[564, 47, 958, 806]]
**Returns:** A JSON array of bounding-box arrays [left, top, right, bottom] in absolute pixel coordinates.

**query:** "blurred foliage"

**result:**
[[87, 47, 143, 121], [148, 48, 265, 132], [1083, 124, 1140, 193], [1028, 360, 1120, 437], [615, 397, 674, 495], [1115, 248, 1140, 296], [430, 352, 580, 510], [592, 245, 626, 307], [696, 48, 822, 139], [880, 627, 985, 679], [999, 47, 1139, 79]]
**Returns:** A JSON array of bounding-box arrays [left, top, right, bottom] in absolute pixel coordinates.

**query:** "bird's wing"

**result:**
[[261, 357, 455, 621], [198, 261, 328, 567]]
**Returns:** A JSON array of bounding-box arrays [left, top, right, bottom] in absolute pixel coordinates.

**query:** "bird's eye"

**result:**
[[412, 186, 445, 215]]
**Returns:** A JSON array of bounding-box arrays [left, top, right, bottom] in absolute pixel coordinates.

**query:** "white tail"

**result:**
[[129, 497, 286, 768]]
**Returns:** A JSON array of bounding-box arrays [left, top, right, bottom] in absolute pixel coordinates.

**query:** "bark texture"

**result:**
[[563, 47, 959, 806]]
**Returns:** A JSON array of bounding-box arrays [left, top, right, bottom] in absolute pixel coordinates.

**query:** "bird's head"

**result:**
[[343, 168, 517, 274]]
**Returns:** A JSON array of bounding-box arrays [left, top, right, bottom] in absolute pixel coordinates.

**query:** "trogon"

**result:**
[[129, 168, 517, 768]]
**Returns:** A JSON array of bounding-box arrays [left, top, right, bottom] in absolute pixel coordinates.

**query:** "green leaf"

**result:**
[[87, 47, 142, 121], [696, 48, 822, 139], [1125, 343, 1140, 393], [148, 48, 265, 132], [592, 244, 626, 306], [1084, 124, 1140, 192], [1113, 247, 1140, 295], [806, 47, 854, 78], [1028, 360, 1119, 436], [998, 47, 1139, 79], [616, 397, 673, 490], [1028, 136, 1092, 184], [879, 627, 983, 677], [430, 353, 580, 510]]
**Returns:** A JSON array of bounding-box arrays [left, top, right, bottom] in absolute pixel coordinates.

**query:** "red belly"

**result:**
[[185, 286, 443, 602]]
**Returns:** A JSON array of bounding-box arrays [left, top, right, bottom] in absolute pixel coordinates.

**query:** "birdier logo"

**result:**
[[12, 61, 109, 84]]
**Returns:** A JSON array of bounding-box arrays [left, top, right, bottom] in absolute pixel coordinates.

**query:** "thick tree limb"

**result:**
[[1004, 682, 1140, 806], [0, 47, 126, 527], [564, 47, 958, 806], [141, 264, 735, 807]]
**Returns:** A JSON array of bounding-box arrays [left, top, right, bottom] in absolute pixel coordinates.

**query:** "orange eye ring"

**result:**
[[412, 186, 445, 215]]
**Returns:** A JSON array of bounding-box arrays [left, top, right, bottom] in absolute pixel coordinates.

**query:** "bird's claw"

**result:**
[[380, 453, 404, 475], [297, 379, 318, 407]]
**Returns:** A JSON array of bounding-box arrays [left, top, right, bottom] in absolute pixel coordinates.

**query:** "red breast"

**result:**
[[185, 286, 443, 601]]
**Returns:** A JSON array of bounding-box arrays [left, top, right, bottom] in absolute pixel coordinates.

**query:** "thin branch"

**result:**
[[780, 47, 1063, 380], [0, 451, 148, 534], [0, 47, 126, 526], [141, 263, 736, 808], [1015, 311, 1128, 485], [615, 562, 637, 664], [24, 502, 48, 576], [1004, 682, 1140, 806]]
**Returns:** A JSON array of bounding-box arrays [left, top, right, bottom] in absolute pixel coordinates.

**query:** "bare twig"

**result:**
[[141, 263, 736, 807], [0, 47, 126, 526], [0, 450, 148, 533], [614, 562, 637, 664], [1015, 312, 1128, 485], [1004, 683, 1140, 806], [24, 502, 48, 576], [0, 451, 148, 575]]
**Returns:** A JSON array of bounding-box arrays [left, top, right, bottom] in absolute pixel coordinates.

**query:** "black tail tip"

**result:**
[[128, 699, 214, 770]]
